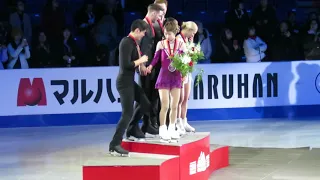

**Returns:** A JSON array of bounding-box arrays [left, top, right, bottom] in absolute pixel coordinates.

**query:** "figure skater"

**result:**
[[147, 20, 185, 142], [109, 20, 154, 156], [176, 21, 198, 134]]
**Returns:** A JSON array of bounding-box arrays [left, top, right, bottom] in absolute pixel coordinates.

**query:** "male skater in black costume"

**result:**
[[109, 19, 155, 156], [127, 4, 164, 139]]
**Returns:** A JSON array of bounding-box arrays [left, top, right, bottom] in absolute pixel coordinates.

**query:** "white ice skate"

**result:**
[[176, 118, 186, 136], [183, 118, 195, 133], [168, 124, 180, 143], [159, 125, 171, 143]]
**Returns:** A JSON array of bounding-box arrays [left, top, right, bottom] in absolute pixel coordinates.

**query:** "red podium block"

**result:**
[[83, 153, 180, 180], [121, 132, 229, 180]]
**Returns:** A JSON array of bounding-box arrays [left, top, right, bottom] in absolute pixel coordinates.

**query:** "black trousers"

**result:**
[[130, 68, 160, 126], [110, 81, 152, 147]]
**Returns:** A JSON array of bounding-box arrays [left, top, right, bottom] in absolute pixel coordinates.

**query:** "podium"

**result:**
[[83, 132, 229, 180]]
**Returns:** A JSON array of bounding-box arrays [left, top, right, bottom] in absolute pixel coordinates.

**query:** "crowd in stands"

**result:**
[[0, 0, 320, 70], [214, 0, 320, 63]]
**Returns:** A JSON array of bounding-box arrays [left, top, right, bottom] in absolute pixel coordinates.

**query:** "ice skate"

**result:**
[[109, 145, 130, 157], [126, 125, 146, 142], [159, 125, 171, 143], [176, 118, 186, 136], [183, 118, 195, 133], [168, 124, 180, 143]]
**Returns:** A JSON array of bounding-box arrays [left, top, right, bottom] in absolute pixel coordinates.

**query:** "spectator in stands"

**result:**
[[106, 0, 124, 36], [194, 21, 212, 63], [270, 21, 300, 61], [0, 45, 8, 70], [303, 20, 320, 60], [54, 27, 78, 67], [75, 1, 96, 65], [7, 28, 30, 69], [41, 0, 66, 43], [92, 44, 109, 66], [0, 22, 8, 69], [225, 0, 249, 44], [214, 28, 242, 63], [251, 0, 277, 42], [93, 13, 117, 66], [32, 31, 53, 68], [9, 0, 32, 44], [287, 11, 300, 34], [243, 26, 267, 62]]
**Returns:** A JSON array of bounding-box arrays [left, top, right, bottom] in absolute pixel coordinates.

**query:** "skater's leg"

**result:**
[[181, 79, 195, 132], [168, 88, 181, 139], [109, 87, 134, 155], [158, 89, 171, 141]]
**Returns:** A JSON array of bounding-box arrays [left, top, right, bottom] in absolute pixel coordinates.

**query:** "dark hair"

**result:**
[[147, 3, 164, 13], [164, 20, 180, 34], [130, 19, 149, 32]]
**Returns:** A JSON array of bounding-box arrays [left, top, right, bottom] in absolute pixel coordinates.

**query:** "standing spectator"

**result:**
[[7, 28, 30, 69], [303, 20, 320, 60], [270, 21, 300, 61], [0, 44, 8, 70], [75, 1, 96, 65], [32, 31, 54, 68], [9, 0, 32, 44], [41, 0, 66, 44], [93, 13, 117, 66], [214, 28, 242, 63], [243, 26, 267, 62], [251, 0, 277, 43], [194, 21, 212, 64], [54, 27, 79, 67], [287, 11, 300, 34], [107, 0, 124, 36], [225, 0, 250, 44]]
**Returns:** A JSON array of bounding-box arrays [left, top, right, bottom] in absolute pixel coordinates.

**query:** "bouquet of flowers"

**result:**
[[185, 42, 205, 85], [169, 53, 194, 78], [169, 45, 204, 86]]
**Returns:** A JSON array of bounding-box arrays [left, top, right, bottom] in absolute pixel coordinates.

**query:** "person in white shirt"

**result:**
[[7, 28, 30, 69], [243, 26, 267, 62]]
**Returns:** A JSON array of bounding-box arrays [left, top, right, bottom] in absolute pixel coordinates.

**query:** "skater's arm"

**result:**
[[150, 42, 163, 67], [119, 39, 147, 69]]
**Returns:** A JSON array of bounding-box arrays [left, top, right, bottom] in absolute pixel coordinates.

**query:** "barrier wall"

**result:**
[[1, 60, 320, 128]]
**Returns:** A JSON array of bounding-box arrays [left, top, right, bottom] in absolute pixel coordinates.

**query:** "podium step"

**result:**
[[83, 132, 229, 180], [83, 153, 179, 180]]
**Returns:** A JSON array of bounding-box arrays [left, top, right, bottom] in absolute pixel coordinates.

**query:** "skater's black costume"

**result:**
[[109, 28, 155, 155], [129, 18, 160, 135]]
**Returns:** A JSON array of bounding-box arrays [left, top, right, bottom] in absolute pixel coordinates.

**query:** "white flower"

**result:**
[[195, 44, 201, 53], [181, 54, 191, 64]]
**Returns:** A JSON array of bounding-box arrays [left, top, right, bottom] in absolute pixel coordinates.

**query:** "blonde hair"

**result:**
[[181, 21, 198, 32], [154, 0, 168, 6]]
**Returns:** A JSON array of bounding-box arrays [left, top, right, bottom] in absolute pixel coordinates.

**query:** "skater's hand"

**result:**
[[146, 65, 153, 73], [139, 55, 148, 64], [182, 76, 186, 82], [139, 64, 148, 76]]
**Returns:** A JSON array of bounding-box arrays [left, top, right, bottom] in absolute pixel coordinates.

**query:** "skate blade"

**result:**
[[127, 136, 146, 142], [169, 139, 179, 143], [109, 151, 130, 157], [145, 133, 158, 138], [159, 139, 171, 143]]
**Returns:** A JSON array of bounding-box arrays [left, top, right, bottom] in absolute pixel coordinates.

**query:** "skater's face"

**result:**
[[164, 29, 175, 41], [136, 29, 146, 40]]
